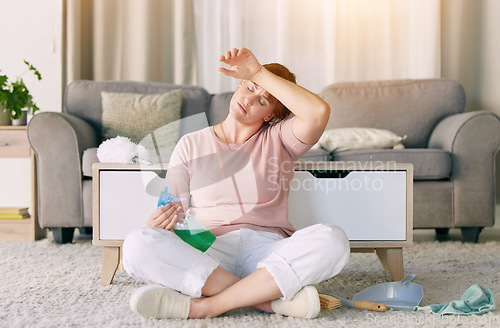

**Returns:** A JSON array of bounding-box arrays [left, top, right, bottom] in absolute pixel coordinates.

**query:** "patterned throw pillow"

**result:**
[[313, 128, 406, 152], [101, 90, 183, 152]]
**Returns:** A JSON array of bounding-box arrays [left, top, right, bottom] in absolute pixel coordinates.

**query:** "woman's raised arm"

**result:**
[[219, 47, 330, 145]]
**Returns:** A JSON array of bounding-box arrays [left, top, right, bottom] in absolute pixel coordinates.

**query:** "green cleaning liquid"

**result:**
[[173, 211, 216, 252], [173, 228, 216, 252], [157, 187, 216, 252]]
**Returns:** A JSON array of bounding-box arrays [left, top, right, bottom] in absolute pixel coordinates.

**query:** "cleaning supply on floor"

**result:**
[[319, 294, 387, 311], [355, 275, 495, 315], [353, 274, 423, 311], [157, 187, 216, 252], [415, 284, 495, 315]]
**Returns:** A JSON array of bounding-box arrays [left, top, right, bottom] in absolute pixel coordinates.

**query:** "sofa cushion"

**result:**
[[320, 79, 465, 148], [82, 147, 99, 177], [101, 90, 182, 144], [332, 148, 451, 180], [298, 148, 330, 162]]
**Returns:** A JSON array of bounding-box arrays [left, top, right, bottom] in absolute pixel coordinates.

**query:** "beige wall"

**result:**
[[441, 0, 500, 202]]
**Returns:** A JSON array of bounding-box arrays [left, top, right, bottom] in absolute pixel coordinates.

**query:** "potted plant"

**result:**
[[0, 60, 42, 125]]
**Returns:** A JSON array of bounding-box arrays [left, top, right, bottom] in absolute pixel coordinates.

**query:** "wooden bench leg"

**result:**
[[376, 248, 404, 281], [101, 246, 121, 286]]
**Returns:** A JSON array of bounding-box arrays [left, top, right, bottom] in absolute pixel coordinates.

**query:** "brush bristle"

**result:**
[[319, 294, 341, 310]]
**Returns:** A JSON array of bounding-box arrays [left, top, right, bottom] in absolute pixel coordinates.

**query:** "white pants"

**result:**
[[122, 224, 349, 300]]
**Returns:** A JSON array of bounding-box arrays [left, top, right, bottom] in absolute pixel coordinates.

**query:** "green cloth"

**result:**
[[415, 284, 495, 315]]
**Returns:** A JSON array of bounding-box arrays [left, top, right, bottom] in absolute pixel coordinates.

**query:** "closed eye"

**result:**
[[247, 82, 269, 106]]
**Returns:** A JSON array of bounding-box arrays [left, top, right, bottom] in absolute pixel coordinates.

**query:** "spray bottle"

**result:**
[[157, 187, 216, 252]]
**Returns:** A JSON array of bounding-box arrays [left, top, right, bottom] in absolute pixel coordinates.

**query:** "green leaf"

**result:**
[[0, 74, 7, 88], [24, 60, 42, 80], [3, 80, 29, 119]]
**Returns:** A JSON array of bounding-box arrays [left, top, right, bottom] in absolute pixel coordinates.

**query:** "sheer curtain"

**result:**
[[65, 0, 441, 94], [65, 0, 197, 86], [194, 0, 441, 94]]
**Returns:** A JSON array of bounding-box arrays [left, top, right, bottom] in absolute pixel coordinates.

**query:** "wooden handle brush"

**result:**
[[319, 294, 387, 312]]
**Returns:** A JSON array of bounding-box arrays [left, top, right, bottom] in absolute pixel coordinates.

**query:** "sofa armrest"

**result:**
[[27, 112, 98, 228], [429, 111, 500, 227]]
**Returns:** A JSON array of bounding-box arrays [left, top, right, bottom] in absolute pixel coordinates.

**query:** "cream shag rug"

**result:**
[[0, 235, 499, 328]]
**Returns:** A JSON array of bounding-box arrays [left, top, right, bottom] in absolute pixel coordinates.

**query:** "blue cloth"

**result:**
[[415, 284, 495, 315]]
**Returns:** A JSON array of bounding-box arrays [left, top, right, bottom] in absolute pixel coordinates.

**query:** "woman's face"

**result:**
[[229, 80, 276, 124]]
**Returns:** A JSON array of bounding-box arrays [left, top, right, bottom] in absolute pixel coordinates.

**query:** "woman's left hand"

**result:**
[[219, 47, 262, 80]]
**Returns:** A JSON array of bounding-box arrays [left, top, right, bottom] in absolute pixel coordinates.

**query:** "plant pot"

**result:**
[[12, 110, 28, 126], [0, 107, 11, 125]]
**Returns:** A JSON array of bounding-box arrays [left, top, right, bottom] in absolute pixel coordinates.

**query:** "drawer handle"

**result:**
[[0, 142, 8, 147]]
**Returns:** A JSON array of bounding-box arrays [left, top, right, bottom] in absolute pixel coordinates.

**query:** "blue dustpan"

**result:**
[[353, 274, 424, 311]]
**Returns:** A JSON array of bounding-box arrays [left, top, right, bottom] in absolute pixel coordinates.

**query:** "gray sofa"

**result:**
[[27, 79, 500, 243]]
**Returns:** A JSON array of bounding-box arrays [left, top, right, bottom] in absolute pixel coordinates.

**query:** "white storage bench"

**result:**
[[93, 161, 413, 285]]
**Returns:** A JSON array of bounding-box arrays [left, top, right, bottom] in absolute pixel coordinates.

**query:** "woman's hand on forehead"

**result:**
[[218, 47, 263, 81]]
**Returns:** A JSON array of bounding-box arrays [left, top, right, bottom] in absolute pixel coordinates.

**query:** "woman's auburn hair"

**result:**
[[263, 63, 296, 123]]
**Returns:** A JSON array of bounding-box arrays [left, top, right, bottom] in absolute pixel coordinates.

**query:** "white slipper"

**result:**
[[271, 285, 320, 319], [130, 284, 191, 319]]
